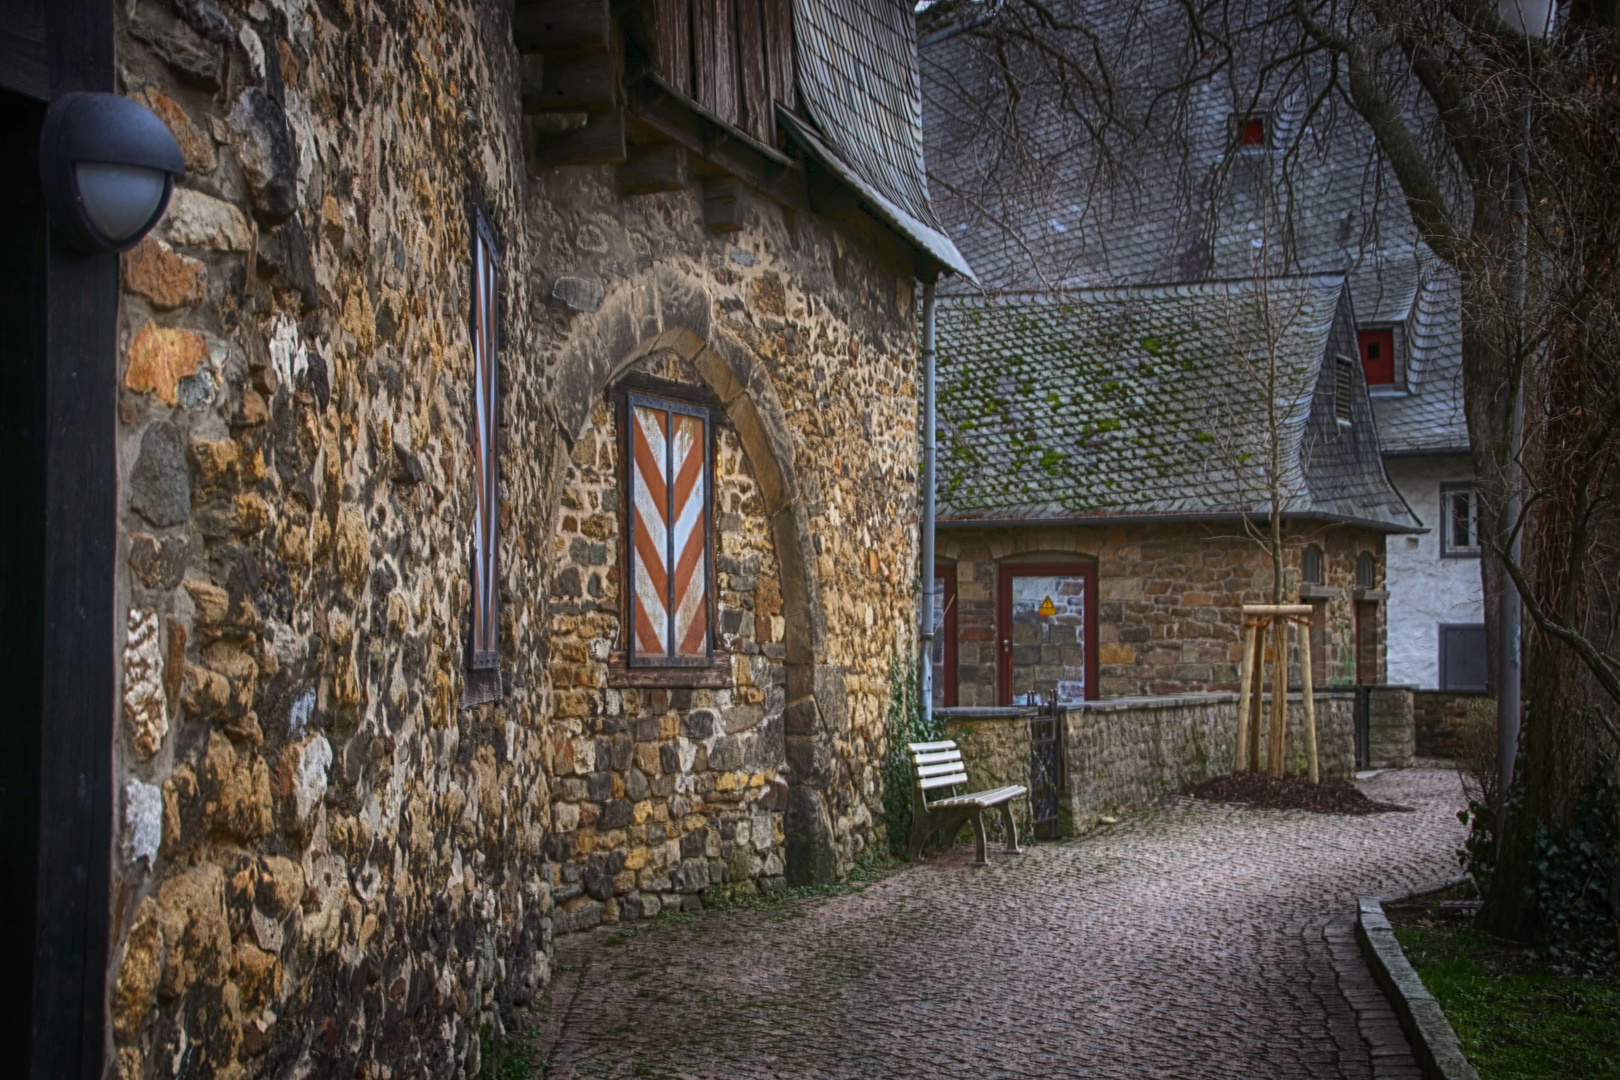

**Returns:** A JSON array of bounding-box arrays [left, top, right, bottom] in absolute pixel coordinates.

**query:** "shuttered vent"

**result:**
[[1334, 357, 1354, 423], [627, 393, 713, 664]]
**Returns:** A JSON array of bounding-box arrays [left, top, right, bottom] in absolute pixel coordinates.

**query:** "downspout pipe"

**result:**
[[920, 280, 937, 729]]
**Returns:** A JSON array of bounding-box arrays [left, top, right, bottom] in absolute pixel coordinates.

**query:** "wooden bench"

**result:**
[[906, 740, 1028, 866]]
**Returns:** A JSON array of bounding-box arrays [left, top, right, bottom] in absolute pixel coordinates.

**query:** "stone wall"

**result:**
[[939, 523, 1385, 704], [1414, 690, 1491, 759], [1058, 692, 1355, 829], [1367, 686, 1416, 769], [940, 709, 1035, 837], [104, 0, 922, 1075]]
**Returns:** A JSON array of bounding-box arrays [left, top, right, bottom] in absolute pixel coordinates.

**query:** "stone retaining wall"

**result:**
[[1056, 692, 1355, 830], [1414, 690, 1491, 759]]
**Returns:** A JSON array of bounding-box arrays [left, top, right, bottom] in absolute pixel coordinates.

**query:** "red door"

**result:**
[[997, 562, 1099, 705], [1359, 329, 1395, 386]]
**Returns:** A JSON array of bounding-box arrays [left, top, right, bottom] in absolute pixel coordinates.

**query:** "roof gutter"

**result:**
[[937, 510, 1428, 535]]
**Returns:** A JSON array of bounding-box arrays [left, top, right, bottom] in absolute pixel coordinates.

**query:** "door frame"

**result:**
[[932, 563, 957, 708], [6, 3, 120, 1078], [996, 560, 1099, 705]]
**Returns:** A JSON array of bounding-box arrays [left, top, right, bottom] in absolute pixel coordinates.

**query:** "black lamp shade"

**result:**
[[38, 92, 188, 254]]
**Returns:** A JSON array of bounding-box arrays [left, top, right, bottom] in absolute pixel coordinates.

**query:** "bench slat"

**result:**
[[908, 740, 957, 753], [915, 761, 965, 778], [911, 750, 962, 766], [928, 785, 1028, 809], [919, 772, 970, 790]]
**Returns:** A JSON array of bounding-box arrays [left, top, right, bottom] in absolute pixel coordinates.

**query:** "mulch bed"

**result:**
[[1183, 772, 1413, 815]]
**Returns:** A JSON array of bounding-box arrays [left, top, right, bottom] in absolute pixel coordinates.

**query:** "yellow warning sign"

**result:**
[[1038, 596, 1057, 617]]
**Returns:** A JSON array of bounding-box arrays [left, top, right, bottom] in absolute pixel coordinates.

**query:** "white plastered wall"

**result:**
[[1384, 456, 1486, 688]]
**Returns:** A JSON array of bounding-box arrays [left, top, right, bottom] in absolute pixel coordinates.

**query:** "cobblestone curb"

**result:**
[[1356, 879, 1480, 1080]]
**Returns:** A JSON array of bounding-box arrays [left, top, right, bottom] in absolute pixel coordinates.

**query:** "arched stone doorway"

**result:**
[[546, 266, 844, 887]]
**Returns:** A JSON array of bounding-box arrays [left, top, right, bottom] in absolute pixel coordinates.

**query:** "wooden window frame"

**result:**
[[996, 561, 1099, 706], [1440, 483, 1481, 559], [465, 204, 503, 702], [1301, 544, 1324, 585], [932, 563, 958, 708]]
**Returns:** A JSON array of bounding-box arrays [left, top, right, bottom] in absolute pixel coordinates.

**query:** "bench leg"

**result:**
[[969, 811, 989, 867], [999, 801, 1023, 855], [906, 813, 933, 862]]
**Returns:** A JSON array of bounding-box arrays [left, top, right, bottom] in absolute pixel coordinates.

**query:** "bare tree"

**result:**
[[921, 0, 1620, 939]]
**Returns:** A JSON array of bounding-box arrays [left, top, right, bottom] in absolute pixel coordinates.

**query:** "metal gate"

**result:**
[[1029, 695, 1062, 839], [1353, 685, 1371, 770]]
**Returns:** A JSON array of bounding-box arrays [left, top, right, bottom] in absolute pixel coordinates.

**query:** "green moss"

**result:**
[[1395, 925, 1620, 1079]]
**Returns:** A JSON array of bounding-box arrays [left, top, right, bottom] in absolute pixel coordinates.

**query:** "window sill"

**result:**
[[605, 653, 734, 688], [1352, 588, 1389, 602]]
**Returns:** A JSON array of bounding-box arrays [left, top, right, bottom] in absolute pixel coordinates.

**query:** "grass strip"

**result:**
[[1395, 925, 1620, 1080]]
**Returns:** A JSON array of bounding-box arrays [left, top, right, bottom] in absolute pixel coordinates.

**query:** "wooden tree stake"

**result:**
[[1267, 617, 1287, 777], [1235, 621, 1255, 772], [1247, 621, 1266, 772], [1300, 619, 1318, 784]]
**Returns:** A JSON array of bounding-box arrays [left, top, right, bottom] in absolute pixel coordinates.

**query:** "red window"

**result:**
[[626, 392, 714, 665], [1359, 328, 1395, 385], [1241, 118, 1266, 146], [467, 209, 501, 702], [930, 565, 958, 708]]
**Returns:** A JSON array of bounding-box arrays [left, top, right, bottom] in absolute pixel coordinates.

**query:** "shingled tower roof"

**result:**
[[786, 0, 974, 279]]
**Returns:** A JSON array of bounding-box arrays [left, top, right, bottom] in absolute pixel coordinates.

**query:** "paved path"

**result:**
[[533, 768, 1466, 1080]]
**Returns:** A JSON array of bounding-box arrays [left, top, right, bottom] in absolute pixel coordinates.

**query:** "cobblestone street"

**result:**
[[533, 768, 1466, 1080]]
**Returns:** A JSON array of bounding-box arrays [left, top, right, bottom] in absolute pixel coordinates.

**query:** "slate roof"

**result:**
[[933, 277, 1420, 531], [918, 0, 1465, 453], [789, 0, 974, 279]]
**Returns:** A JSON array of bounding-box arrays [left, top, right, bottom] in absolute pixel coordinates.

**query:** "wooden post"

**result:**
[[1299, 617, 1318, 784], [1235, 621, 1255, 772], [1267, 617, 1288, 777], [1247, 619, 1266, 772]]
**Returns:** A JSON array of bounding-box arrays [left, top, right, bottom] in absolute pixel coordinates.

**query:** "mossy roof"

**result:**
[[933, 277, 1420, 530]]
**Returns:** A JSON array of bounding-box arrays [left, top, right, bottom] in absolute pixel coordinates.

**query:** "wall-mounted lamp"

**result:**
[[38, 92, 187, 255]]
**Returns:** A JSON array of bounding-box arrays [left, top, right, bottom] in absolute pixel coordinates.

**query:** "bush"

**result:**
[[1455, 698, 1500, 893]]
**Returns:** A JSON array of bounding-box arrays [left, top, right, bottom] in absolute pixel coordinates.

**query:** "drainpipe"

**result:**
[[920, 279, 937, 728]]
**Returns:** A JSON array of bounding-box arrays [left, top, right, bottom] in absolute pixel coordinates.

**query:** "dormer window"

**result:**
[[1236, 114, 1268, 150], [1358, 328, 1396, 385]]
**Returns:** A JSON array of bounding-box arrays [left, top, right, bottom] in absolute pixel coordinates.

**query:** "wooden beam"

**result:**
[[618, 143, 688, 195], [520, 52, 545, 112], [513, 0, 610, 51], [532, 50, 618, 111], [626, 73, 806, 209], [526, 109, 626, 166], [1242, 603, 1315, 616], [703, 176, 744, 231]]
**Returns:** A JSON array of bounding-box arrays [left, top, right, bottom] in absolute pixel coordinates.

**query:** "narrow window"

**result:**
[[1334, 356, 1354, 423], [1301, 544, 1323, 585], [1358, 328, 1396, 385], [466, 208, 501, 702], [626, 392, 714, 664], [1440, 484, 1481, 558], [1240, 116, 1266, 147], [1356, 552, 1375, 590]]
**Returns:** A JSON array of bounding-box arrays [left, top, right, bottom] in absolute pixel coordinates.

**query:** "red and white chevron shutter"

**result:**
[[628, 394, 711, 663], [468, 213, 500, 672]]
